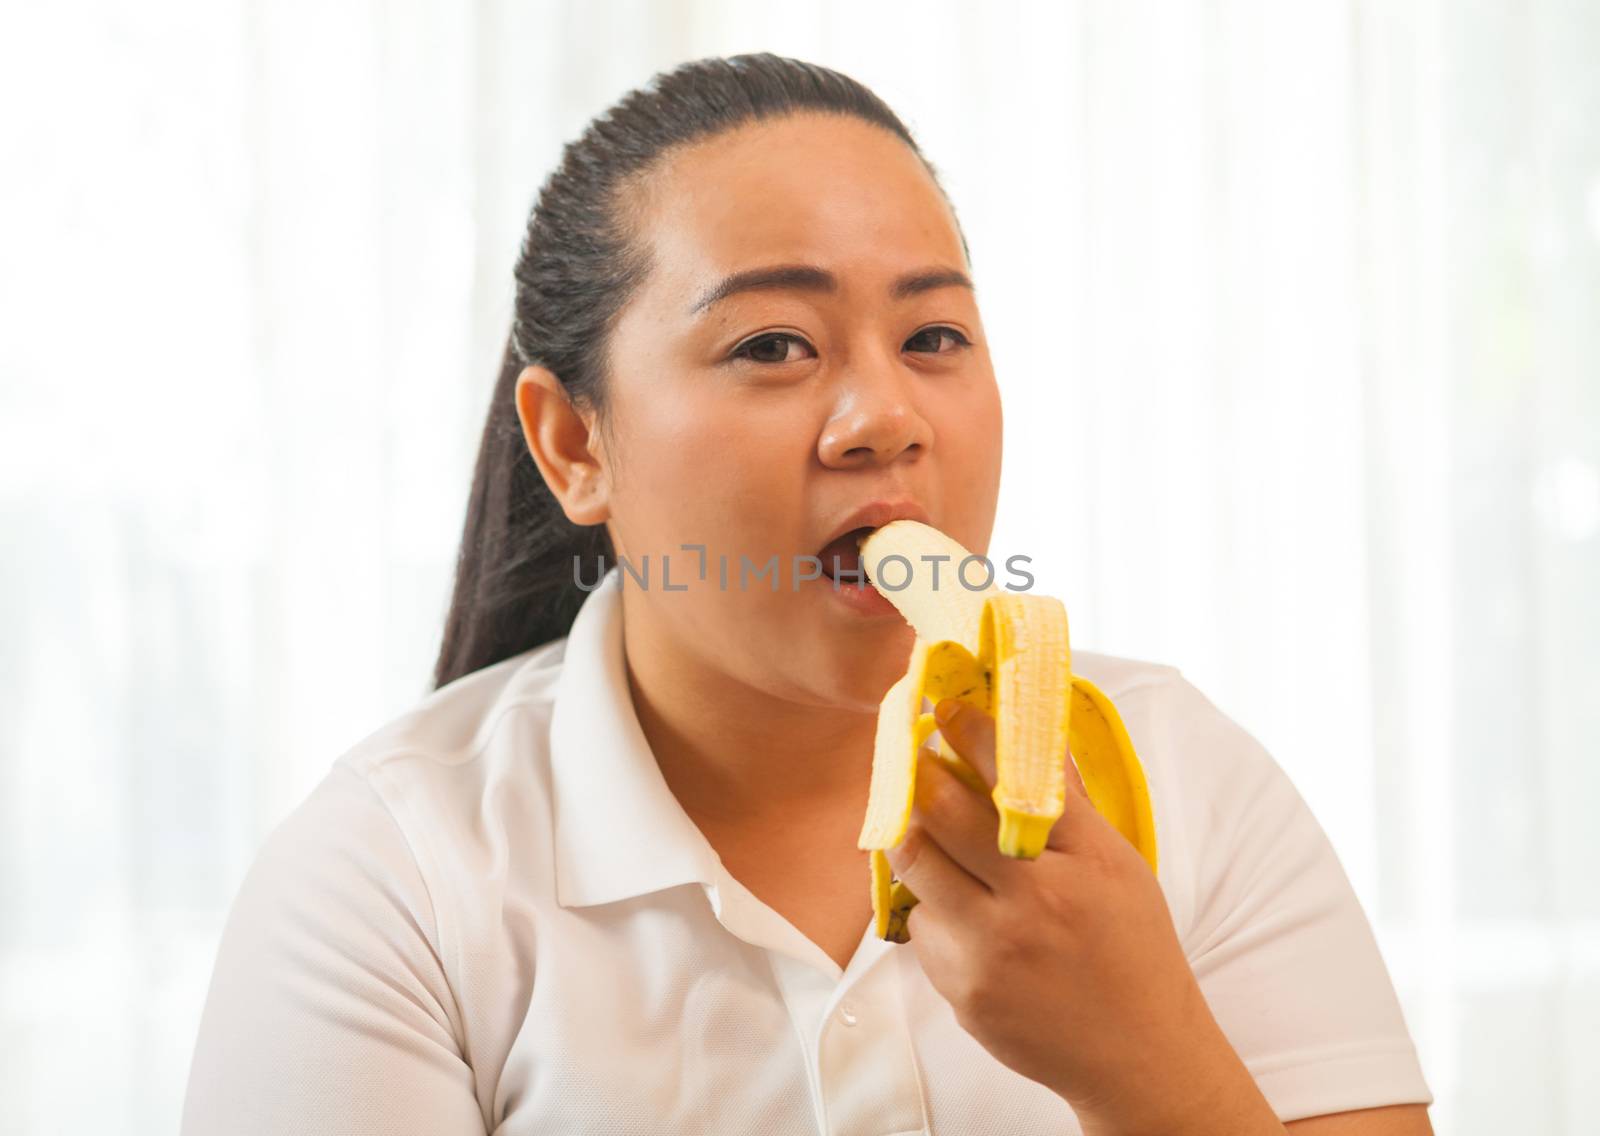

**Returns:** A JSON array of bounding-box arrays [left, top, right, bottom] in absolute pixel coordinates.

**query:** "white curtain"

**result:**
[[4, 2, 1595, 1132]]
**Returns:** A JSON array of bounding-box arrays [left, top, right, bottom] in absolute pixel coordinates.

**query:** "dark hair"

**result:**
[[432, 52, 965, 691]]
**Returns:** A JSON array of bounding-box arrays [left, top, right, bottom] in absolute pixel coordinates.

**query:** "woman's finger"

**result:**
[[936, 698, 1101, 857], [915, 752, 1024, 896], [937, 698, 1094, 804], [903, 748, 1023, 889], [933, 699, 995, 786], [883, 811, 994, 911]]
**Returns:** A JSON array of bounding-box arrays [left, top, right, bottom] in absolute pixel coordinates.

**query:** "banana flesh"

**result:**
[[855, 520, 1159, 942]]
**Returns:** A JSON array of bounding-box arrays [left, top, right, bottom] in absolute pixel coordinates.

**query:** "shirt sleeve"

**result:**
[[1152, 672, 1434, 1123], [180, 760, 487, 1136]]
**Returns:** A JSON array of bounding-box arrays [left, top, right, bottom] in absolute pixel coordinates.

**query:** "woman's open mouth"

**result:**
[[813, 526, 899, 615], [817, 526, 872, 582]]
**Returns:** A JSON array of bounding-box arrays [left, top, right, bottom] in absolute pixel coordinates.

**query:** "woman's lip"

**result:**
[[814, 573, 900, 616], [816, 500, 932, 552]]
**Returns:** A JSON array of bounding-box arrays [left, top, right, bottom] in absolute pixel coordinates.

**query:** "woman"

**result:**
[[181, 53, 1434, 1135]]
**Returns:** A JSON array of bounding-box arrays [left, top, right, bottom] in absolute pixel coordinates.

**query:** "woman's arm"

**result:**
[[180, 762, 486, 1135]]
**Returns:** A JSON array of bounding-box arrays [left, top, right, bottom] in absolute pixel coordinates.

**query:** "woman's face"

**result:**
[[593, 111, 1001, 713]]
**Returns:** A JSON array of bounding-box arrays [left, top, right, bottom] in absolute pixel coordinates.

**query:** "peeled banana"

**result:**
[[854, 520, 1159, 942]]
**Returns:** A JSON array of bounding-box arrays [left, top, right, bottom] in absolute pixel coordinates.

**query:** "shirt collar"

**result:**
[[548, 568, 723, 908], [544, 569, 901, 982]]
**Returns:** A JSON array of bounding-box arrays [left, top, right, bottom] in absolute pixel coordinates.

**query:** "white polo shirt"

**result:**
[[181, 569, 1433, 1134]]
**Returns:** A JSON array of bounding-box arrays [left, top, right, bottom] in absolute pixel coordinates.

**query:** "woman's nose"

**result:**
[[817, 366, 934, 468]]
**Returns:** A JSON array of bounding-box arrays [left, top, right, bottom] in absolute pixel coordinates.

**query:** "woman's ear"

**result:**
[[514, 365, 610, 525]]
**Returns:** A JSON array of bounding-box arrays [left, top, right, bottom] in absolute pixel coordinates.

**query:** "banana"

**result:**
[[855, 520, 1159, 942]]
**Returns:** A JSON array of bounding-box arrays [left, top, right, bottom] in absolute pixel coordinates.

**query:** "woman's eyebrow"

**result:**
[[688, 264, 974, 315]]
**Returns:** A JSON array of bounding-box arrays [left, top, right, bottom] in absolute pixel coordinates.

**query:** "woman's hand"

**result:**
[[884, 698, 1279, 1134]]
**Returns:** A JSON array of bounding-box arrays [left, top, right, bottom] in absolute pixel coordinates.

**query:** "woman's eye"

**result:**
[[732, 333, 815, 364], [905, 326, 971, 354]]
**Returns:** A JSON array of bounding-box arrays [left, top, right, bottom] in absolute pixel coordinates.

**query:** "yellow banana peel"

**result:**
[[855, 520, 1159, 942]]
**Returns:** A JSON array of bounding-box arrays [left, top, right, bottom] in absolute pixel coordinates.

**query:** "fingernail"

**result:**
[[934, 699, 960, 726]]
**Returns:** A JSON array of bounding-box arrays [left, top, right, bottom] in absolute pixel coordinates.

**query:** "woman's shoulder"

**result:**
[[205, 640, 573, 1033], [1069, 647, 1183, 699], [183, 647, 576, 1136], [303, 638, 565, 835], [344, 638, 570, 779], [322, 637, 572, 889], [1067, 649, 1324, 939], [1070, 648, 1282, 795], [234, 639, 573, 964]]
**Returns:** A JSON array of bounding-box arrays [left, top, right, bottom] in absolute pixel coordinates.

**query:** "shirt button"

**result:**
[[837, 1000, 859, 1027]]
